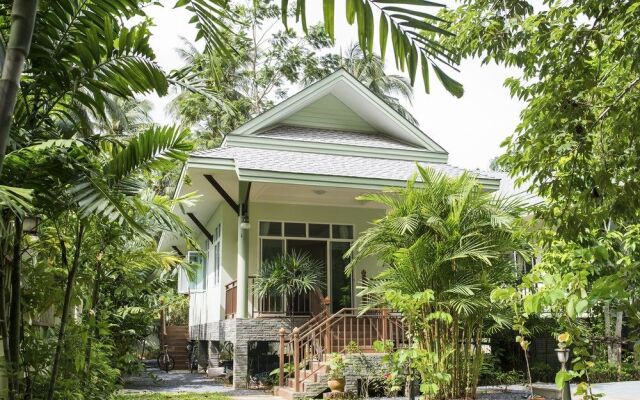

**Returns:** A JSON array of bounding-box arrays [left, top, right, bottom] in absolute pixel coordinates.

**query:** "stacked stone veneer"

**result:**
[[190, 317, 309, 388]]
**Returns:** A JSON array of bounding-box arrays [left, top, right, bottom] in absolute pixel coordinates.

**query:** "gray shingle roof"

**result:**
[[192, 146, 494, 182], [256, 125, 422, 150]]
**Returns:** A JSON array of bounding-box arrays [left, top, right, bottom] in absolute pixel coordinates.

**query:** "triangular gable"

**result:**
[[226, 69, 448, 154], [282, 94, 376, 133]]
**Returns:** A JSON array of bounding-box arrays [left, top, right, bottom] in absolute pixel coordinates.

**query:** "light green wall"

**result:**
[[282, 94, 376, 132], [189, 200, 387, 325], [247, 202, 385, 308]]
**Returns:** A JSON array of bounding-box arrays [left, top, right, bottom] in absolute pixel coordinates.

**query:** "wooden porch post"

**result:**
[[382, 308, 388, 343], [293, 327, 300, 392], [323, 297, 331, 354], [278, 327, 286, 387]]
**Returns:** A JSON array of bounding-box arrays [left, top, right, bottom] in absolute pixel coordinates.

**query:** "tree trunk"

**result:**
[[7, 217, 23, 400], [613, 311, 623, 367], [0, 212, 16, 400], [83, 260, 103, 377], [604, 303, 615, 364], [0, 0, 37, 174], [46, 223, 85, 400]]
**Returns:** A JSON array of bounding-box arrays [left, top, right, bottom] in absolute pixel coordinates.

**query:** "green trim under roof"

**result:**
[[234, 168, 501, 192], [225, 134, 448, 163]]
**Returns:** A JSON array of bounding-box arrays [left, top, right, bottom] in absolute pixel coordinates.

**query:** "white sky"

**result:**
[[144, 1, 524, 170]]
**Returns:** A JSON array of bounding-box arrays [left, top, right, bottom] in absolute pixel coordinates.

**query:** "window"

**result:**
[[259, 221, 282, 236], [309, 224, 330, 238], [332, 225, 353, 239], [187, 251, 206, 291], [284, 222, 306, 237], [212, 224, 221, 285]]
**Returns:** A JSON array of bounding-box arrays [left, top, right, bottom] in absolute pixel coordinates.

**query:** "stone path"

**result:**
[[121, 367, 279, 400]]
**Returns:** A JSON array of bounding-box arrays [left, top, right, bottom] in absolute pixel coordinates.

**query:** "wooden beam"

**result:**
[[242, 182, 252, 216], [171, 246, 184, 257], [204, 174, 239, 215], [186, 212, 213, 242]]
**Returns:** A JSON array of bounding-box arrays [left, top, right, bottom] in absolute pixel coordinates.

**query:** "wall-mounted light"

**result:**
[[240, 215, 250, 230]]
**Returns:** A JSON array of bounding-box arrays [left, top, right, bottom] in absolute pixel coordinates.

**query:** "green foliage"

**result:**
[[327, 353, 346, 380], [443, 1, 640, 398], [350, 166, 528, 399], [286, 0, 463, 97]]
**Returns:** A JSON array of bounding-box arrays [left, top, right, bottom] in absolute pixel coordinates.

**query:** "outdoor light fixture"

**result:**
[[22, 216, 41, 236], [555, 347, 570, 365], [240, 215, 250, 230]]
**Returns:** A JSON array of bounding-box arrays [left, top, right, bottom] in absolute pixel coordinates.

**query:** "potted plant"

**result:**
[[327, 353, 346, 393]]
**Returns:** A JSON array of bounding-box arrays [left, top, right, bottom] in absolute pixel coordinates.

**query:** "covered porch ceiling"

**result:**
[[158, 167, 385, 253]]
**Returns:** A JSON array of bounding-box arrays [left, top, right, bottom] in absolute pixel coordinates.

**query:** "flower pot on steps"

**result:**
[[327, 378, 346, 393]]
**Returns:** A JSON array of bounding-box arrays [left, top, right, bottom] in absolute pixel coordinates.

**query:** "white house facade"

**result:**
[[158, 69, 514, 392]]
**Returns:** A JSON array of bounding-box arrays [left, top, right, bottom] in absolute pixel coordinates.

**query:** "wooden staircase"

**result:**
[[275, 307, 406, 399], [163, 325, 189, 368]]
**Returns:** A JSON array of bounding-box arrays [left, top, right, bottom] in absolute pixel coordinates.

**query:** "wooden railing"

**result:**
[[224, 277, 314, 318], [278, 307, 407, 391]]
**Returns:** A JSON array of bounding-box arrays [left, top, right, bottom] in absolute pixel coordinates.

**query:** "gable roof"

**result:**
[[223, 69, 448, 155]]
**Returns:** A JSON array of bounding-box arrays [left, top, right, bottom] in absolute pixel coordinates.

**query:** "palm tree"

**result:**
[[253, 250, 325, 330], [348, 165, 527, 399], [338, 44, 419, 125]]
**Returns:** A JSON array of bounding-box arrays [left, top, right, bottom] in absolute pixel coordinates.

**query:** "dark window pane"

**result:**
[[261, 239, 283, 264], [331, 242, 351, 311], [308, 223, 330, 238], [260, 221, 282, 236], [284, 222, 306, 237], [332, 225, 353, 239]]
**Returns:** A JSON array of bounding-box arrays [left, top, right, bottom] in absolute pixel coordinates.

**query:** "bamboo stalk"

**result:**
[[0, 0, 38, 174]]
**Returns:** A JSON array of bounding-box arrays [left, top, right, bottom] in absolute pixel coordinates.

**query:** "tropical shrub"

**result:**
[[349, 166, 528, 399]]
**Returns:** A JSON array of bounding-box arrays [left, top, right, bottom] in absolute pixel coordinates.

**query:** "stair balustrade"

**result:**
[[278, 307, 407, 393]]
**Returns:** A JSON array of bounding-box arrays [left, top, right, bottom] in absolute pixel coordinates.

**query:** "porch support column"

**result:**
[[236, 181, 251, 319]]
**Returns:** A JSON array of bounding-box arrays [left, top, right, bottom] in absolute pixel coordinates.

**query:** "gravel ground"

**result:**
[[120, 367, 273, 397]]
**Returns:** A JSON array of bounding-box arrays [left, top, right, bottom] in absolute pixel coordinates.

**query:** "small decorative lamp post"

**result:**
[[556, 333, 572, 400]]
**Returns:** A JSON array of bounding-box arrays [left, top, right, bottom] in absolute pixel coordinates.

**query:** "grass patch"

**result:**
[[114, 394, 230, 400]]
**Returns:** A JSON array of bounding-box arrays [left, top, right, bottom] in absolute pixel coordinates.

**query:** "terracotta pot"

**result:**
[[327, 378, 346, 392]]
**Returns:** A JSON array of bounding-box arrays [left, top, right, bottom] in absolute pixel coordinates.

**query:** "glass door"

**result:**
[[286, 240, 327, 314], [330, 242, 352, 312]]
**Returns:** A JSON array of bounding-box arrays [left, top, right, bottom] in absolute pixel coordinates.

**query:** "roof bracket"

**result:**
[[186, 212, 213, 242], [204, 174, 240, 215], [171, 246, 184, 257]]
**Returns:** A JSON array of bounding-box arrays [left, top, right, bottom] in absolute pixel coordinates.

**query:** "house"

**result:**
[[157, 69, 509, 392]]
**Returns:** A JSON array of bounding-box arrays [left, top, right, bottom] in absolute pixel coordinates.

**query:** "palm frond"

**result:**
[[107, 126, 192, 181]]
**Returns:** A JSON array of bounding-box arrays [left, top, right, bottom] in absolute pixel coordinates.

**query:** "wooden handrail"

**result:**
[[280, 307, 407, 392]]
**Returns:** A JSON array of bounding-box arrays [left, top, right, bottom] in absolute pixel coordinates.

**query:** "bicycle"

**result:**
[[186, 341, 198, 373], [157, 344, 175, 372]]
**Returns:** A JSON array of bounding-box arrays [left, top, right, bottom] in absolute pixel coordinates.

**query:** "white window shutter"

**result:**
[[177, 266, 189, 294]]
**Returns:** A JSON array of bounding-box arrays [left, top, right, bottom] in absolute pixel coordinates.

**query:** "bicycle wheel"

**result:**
[[166, 355, 175, 372]]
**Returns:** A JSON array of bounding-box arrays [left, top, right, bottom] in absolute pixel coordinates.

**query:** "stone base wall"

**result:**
[[189, 317, 309, 389], [343, 353, 387, 395]]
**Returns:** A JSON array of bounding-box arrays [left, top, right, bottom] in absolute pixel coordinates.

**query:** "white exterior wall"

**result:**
[[188, 201, 238, 327]]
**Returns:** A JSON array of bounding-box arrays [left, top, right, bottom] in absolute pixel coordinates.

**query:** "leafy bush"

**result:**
[[589, 360, 640, 383], [530, 362, 555, 383]]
